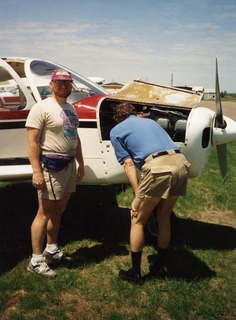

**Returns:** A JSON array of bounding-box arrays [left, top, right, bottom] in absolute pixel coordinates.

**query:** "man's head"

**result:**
[[50, 69, 73, 99], [113, 102, 136, 123]]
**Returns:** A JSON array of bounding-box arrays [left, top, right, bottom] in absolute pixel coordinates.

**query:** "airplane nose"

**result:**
[[212, 115, 236, 145]]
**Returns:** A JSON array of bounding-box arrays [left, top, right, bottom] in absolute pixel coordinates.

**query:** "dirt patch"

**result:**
[[1, 289, 26, 320], [61, 291, 92, 320], [188, 210, 236, 228], [61, 291, 120, 320], [199, 101, 236, 120]]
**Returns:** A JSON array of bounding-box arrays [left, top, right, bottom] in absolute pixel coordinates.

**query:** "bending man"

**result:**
[[110, 102, 190, 282]]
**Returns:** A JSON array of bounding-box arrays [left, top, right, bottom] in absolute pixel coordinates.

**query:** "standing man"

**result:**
[[110, 102, 190, 282], [26, 69, 84, 277]]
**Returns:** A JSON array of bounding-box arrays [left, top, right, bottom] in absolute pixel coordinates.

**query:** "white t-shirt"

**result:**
[[26, 97, 79, 156]]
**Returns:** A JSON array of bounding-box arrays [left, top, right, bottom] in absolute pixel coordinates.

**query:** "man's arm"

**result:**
[[75, 134, 85, 183], [124, 158, 140, 217], [123, 158, 139, 194], [26, 127, 45, 189]]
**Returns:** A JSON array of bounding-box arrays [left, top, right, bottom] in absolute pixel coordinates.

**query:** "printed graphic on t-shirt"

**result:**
[[60, 109, 78, 138]]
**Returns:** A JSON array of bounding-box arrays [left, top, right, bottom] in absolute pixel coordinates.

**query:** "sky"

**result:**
[[0, 0, 236, 91]]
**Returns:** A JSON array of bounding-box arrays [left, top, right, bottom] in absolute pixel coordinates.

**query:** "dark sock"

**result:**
[[158, 247, 169, 255], [156, 247, 169, 264], [131, 251, 142, 274]]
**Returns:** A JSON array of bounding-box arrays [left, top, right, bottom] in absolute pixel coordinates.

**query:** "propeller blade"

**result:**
[[215, 58, 226, 128], [216, 144, 227, 180]]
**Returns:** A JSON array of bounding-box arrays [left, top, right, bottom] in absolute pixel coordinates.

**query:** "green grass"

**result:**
[[222, 96, 236, 102], [117, 142, 236, 216], [0, 143, 235, 319], [205, 96, 236, 102], [175, 142, 236, 215]]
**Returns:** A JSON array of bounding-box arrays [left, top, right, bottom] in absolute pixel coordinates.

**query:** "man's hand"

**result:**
[[130, 208, 138, 218], [130, 197, 141, 218], [77, 165, 85, 183], [32, 171, 45, 189], [123, 158, 139, 194], [27, 127, 44, 190]]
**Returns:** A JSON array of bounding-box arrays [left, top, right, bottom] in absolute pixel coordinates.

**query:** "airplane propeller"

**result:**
[[216, 144, 227, 179], [215, 58, 226, 129], [214, 58, 227, 180]]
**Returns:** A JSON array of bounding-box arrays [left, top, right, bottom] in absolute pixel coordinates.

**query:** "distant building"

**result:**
[[174, 85, 193, 91], [102, 82, 124, 94], [192, 86, 204, 93], [203, 89, 216, 100], [88, 77, 105, 85], [174, 85, 204, 94]]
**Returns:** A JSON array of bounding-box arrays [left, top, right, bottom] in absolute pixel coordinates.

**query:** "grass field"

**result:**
[[0, 143, 235, 320], [222, 96, 236, 102]]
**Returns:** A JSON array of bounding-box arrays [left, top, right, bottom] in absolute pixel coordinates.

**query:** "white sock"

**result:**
[[46, 243, 58, 254], [31, 254, 45, 265]]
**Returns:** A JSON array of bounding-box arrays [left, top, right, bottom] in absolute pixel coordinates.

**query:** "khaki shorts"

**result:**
[[135, 152, 191, 200], [38, 160, 77, 200]]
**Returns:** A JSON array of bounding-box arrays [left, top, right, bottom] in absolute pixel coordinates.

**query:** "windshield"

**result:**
[[30, 60, 108, 100], [37, 85, 95, 103]]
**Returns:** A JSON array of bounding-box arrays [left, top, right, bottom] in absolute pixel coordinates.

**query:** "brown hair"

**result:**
[[113, 102, 136, 123]]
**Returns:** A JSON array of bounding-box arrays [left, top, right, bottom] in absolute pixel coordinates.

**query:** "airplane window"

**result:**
[[67, 90, 91, 103], [9, 88, 18, 95], [37, 86, 52, 100], [30, 61, 57, 75], [0, 88, 26, 110], [36, 86, 91, 103], [30, 60, 108, 97], [0, 79, 26, 110]]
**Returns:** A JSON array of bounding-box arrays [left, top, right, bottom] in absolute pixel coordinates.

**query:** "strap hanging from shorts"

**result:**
[[48, 171, 57, 201]]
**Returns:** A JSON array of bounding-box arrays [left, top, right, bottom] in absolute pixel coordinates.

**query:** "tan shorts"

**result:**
[[38, 160, 77, 200], [135, 152, 191, 200]]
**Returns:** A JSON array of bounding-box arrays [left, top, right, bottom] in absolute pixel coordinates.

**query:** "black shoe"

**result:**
[[147, 255, 168, 278], [119, 268, 142, 283], [149, 262, 167, 276], [147, 254, 159, 265]]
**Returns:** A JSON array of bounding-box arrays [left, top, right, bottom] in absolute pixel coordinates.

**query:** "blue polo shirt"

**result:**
[[110, 115, 179, 169]]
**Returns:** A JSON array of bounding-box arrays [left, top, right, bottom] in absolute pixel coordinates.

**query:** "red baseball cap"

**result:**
[[51, 69, 73, 81]]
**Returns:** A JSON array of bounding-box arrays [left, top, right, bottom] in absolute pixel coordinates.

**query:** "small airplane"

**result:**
[[0, 57, 235, 183]]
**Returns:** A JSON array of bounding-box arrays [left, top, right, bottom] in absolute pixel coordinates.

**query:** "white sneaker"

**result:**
[[27, 260, 56, 277], [43, 248, 72, 263]]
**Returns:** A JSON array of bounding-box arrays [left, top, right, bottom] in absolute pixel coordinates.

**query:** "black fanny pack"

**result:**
[[40, 154, 74, 171]]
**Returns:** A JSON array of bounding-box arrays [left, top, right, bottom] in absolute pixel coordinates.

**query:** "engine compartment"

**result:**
[[99, 97, 191, 143]]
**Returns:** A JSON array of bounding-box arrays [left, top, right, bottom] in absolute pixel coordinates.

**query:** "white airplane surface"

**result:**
[[0, 57, 235, 183]]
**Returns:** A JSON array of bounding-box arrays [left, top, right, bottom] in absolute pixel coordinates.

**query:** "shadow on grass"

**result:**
[[170, 214, 236, 250], [0, 184, 129, 273], [144, 248, 216, 282], [51, 243, 129, 271], [0, 182, 37, 273], [145, 211, 236, 250], [0, 183, 235, 277]]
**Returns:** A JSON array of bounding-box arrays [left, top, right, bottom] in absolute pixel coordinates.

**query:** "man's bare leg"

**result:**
[[31, 198, 57, 255], [28, 198, 58, 277], [155, 196, 178, 249], [130, 196, 161, 252], [148, 196, 179, 274], [119, 196, 161, 282], [46, 192, 71, 245]]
